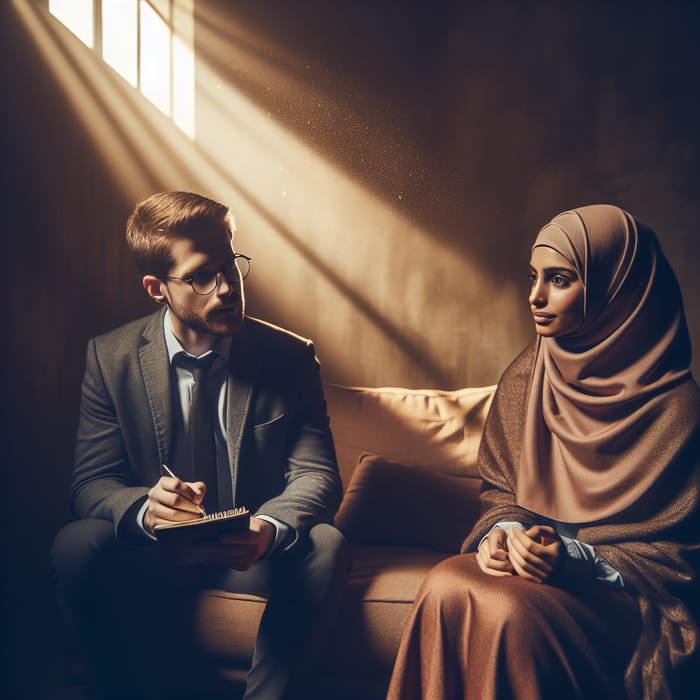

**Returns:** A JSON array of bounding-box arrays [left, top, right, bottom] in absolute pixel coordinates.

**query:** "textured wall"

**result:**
[[195, 0, 700, 388]]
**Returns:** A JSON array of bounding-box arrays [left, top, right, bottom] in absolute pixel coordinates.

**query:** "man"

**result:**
[[50, 191, 348, 700]]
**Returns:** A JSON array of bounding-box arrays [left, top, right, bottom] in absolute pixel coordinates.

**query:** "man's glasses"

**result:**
[[158, 253, 252, 295]]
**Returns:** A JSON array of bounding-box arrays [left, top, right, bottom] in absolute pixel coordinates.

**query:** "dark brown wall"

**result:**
[[2, 1, 699, 696], [195, 0, 700, 388], [1, 5, 146, 696]]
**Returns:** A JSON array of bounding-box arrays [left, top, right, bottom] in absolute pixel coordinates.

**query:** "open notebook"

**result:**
[[154, 506, 251, 554]]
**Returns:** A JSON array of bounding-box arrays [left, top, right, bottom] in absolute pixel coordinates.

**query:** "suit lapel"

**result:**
[[138, 308, 173, 466], [225, 322, 262, 504], [135, 311, 262, 505]]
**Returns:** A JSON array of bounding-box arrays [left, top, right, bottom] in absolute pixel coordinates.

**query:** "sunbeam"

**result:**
[[13, 0, 521, 388]]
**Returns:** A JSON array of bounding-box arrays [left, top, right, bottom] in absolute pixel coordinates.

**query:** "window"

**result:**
[[49, 0, 195, 138]]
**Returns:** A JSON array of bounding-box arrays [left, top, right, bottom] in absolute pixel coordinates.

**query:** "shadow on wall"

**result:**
[[194, 0, 700, 384], [12, 0, 700, 389]]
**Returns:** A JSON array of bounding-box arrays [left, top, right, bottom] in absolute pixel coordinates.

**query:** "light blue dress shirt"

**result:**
[[137, 311, 291, 552]]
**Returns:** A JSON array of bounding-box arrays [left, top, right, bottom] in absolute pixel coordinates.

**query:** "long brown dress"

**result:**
[[387, 206, 700, 700]]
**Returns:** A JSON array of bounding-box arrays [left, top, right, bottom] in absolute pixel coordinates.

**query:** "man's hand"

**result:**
[[194, 517, 276, 571], [143, 476, 206, 536], [476, 526, 515, 576], [506, 525, 562, 583]]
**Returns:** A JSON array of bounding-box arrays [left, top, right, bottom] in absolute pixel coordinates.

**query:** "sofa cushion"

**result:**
[[324, 383, 495, 486], [335, 454, 482, 553], [193, 545, 447, 699], [314, 545, 448, 699]]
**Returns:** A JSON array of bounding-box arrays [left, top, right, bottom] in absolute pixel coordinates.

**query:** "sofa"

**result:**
[[189, 382, 496, 699]]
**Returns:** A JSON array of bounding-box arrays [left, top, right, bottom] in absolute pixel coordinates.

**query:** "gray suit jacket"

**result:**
[[71, 308, 342, 539]]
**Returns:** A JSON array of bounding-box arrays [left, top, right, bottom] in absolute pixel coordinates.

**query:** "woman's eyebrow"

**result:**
[[529, 265, 577, 275]]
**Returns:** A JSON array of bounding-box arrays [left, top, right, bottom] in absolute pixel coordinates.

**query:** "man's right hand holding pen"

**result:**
[[143, 463, 207, 536], [146, 465, 276, 570]]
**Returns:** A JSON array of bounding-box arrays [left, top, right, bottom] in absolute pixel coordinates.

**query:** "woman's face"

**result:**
[[528, 245, 585, 337]]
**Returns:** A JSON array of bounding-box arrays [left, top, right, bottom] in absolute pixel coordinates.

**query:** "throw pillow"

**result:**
[[335, 454, 482, 553]]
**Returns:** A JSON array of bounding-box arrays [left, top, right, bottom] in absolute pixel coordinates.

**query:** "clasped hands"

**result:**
[[476, 524, 562, 583], [144, 474, 275, 570]]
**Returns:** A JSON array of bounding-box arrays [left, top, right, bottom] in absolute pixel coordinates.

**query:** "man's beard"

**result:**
[[169, 301, 245, 338]]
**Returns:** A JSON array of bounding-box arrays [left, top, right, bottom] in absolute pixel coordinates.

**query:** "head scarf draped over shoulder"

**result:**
[[517, 204, 694, 522]]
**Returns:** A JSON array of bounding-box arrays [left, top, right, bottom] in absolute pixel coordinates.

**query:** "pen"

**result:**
[[161, 463, 207, 517]]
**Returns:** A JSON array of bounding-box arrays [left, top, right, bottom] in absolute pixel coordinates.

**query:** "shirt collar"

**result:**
[[163, 309, 231, 364]]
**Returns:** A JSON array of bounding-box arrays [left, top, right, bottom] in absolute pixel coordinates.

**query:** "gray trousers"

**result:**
[[50, 518, 350, 700]]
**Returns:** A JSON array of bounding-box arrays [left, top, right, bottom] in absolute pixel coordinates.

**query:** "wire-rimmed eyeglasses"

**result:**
[[157, 253, 252, 295]]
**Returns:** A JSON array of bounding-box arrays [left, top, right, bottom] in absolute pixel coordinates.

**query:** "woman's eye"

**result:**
[[552, 275, 570, 287], [528, 273, 537, 285]]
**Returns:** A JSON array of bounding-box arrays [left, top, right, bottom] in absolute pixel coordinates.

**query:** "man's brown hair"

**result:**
[[126, 191, 236, 275]]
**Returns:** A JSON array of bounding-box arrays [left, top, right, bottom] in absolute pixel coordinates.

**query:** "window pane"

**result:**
[[102, 0, 138, 86], [140, 0, 171, 116], [49, 0, 94, 48], [173, 35, 195, 137]]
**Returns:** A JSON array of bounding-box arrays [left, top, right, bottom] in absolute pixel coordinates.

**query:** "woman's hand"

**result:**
[[506, 525, 562, 583], [476, 526, 515, 576]]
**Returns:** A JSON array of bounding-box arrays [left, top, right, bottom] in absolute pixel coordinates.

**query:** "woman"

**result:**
[[386, 205, 700, 699]]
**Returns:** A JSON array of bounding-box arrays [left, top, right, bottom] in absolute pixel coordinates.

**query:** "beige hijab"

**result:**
[[517, 205, 693, 522]]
